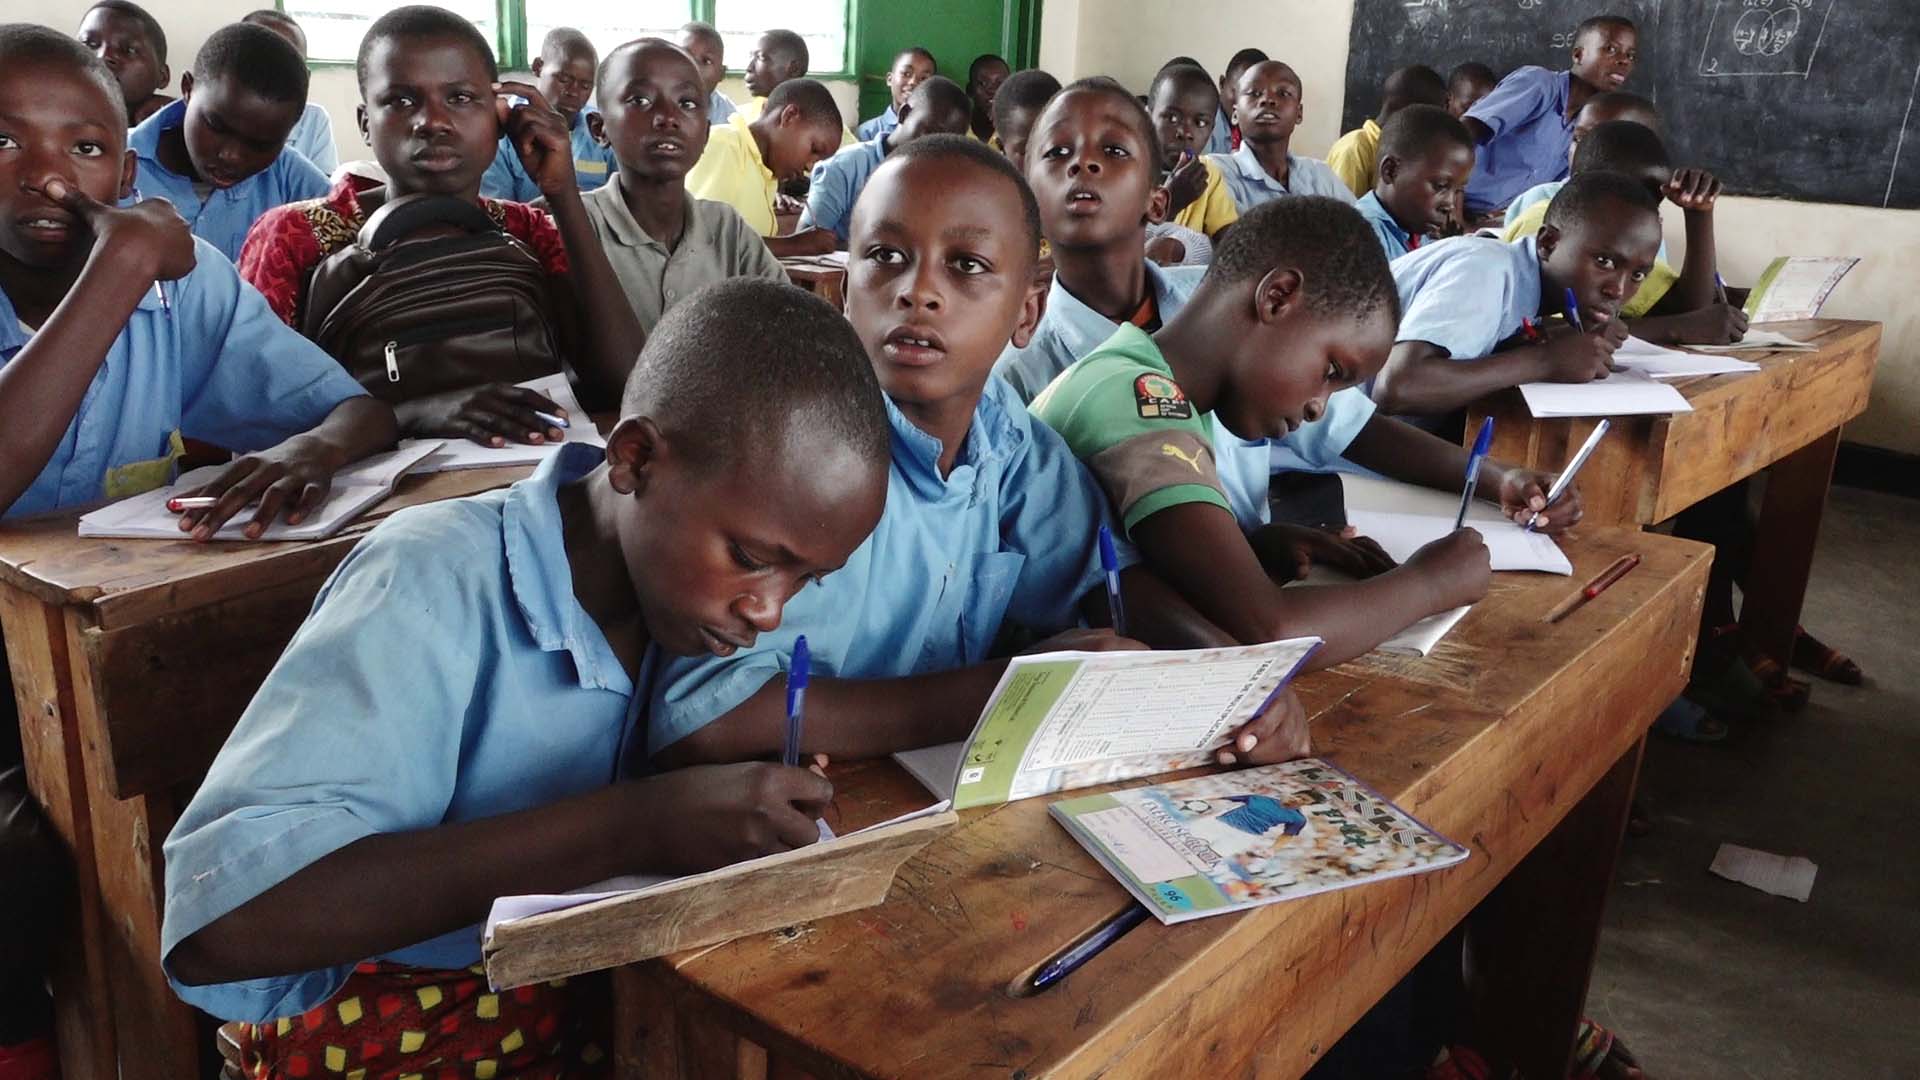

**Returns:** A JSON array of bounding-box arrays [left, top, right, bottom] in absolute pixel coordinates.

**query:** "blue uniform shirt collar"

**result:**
[[500, 441, 632, 694], [886, 380, 1025, 501], [1229, 142, 1300, 192], [1040, 261, 1185, 360], [1359, 191, 1410, 247]]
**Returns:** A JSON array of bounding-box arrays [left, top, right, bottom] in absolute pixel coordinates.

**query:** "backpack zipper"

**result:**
[[384, 340, 400, 382]]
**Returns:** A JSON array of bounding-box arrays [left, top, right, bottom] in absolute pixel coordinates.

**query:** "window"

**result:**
[[286, 0, 852, 76]]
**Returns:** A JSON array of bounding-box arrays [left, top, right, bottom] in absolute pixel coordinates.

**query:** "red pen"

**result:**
[[1546, 554, 1641, 623], [166, 496, 219, 513], [1520, 317, 1545, 344]]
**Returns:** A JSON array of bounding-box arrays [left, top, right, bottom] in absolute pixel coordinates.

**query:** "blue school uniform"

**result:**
[[709, 89, 739, 125], [1208, 143, 1356, 213], [1205, 104, 1234, 156], [991, 264, 1378, 534], [286, 102, 337, 176], [128, 99, 330, 263], [1462, 66, 1572, 215], [478, 110, 616, 202], [1390, 234, 1541, 365], [857, 104, 899, 142], [161, 444, 658, 1022], [649, 380, 1127, 752], [799, 134, 890, 243], [1355, 190, 1417, 261], [0, 237, 366, 519]]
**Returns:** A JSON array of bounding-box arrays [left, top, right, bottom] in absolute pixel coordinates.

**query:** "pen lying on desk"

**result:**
[[1027, 903, 1152, 993], [1545, 554, 1641, 623]]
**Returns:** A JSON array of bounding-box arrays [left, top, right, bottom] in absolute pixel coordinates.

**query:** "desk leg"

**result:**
[[1739, 427, 1841, 674], [1468, 736, 1644, 1079]]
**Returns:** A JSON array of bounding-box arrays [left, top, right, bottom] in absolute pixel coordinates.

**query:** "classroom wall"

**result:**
[[15, 0, 862, 178], [1038, 0, 1920, 455]]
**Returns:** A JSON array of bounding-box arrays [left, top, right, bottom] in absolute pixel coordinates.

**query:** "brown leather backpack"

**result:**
[[299, 193, 564, 403]]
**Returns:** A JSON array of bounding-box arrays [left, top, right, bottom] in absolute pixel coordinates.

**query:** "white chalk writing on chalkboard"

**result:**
[[1887, 63, 1920, 207], [1698, 0, 1834, 78]]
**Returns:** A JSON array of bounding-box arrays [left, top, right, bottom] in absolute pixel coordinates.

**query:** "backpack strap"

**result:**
[[358, 193, 500, 250]]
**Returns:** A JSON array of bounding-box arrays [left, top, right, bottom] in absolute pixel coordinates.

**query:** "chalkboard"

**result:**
[[1341, 1, 1920, 209]]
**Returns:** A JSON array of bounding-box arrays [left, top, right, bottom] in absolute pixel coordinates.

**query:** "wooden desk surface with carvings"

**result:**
[[614, 526, 1711, 1080], [1471, 319, 1879, 526], [0, 465, 528, 1080]]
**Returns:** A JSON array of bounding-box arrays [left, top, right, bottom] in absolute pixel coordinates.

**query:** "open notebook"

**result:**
[[1290, 565, 1469, 658], [1610, 336, 1761, 379], [403, 372, 605, 474], [77, 441, 442, 542], [1518, 369, 1693, 418], [1338, 474, 1572, 575]]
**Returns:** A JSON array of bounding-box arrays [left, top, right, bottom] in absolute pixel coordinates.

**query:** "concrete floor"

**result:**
[[1588, 484, 1920, 1079]]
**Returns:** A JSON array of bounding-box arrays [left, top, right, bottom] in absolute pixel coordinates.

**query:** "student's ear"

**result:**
[[896, 100, 913, 124], [530, 56, 545, 78], [158, 61, 172, 91], [356, 103, 370, 145], [1007, 270, 1049, 349], [117, 149, 138, 202], [1535, 223, 1562, 262], [1253, 266, 1306, 326], [178, 70, 194, 100], [1147, 185, 1171, 225], [604, 416, 667, 496], [1379, 154, 1399, 185]]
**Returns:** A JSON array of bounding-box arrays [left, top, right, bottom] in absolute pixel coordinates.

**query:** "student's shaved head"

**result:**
[[760, 29, 809, 71], [1379, 64, 1447, 117], [1379, 103, 1472, 162], [904, 75, 971, 129], [1543, 169, 1660, 234], [883, 134, 1042, 260], [540, 26, 594, 63], [0, 22, 126, 123], [1209, 196, 1401, 325], [993, 68, 1061, 132], [764, 77, 843, 129]]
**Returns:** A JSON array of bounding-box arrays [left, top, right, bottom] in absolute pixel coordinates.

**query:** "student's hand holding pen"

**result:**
[[1490, 463, 1585, 533], [1540, 308, 1628, 382], [1216, 687, 1311, 766], [395, 383, 568, 446], [173, 435, 342, 541], [1403, 529, 1491, 610], [623, 761, 835, 874], [45, 177, 195, 282]]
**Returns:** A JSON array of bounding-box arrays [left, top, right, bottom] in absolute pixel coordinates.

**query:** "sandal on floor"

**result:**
[[1791, 625, 1864, 685], [1742, 654, 1811, 712], [1426, 1044, 1491, 1080], [1653, 698, 1729, 743], [1572, 1019, 1646, 1080]]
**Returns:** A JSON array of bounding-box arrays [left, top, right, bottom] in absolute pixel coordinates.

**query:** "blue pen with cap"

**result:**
[[1563, 287, 1584, 333], [1456, 418, 1493, 530], [1098, 524, 1127, 637], [783, 636, 810, 768]]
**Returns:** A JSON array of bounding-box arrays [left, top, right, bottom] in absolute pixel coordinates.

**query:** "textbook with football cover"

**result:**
[[1049, 758, 1468, 923]]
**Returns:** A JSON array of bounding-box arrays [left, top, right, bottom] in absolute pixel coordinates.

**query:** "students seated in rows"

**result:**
[[1374, 170, 1661, 422], [1503, 121, 1746, 345], [1210, 61, 1353, 212], [1461, 14, 1637, 221], [650, 137, 1298, 771], [578, 40, 787, 335], [160, 280, 887, 1073], [77, 0, 173, 125], [129, 22, 329, 262], [803, 76, 971, 246], [859, 45, 937, 141], [1354, 104, 1475, 260], [678, 21, 737, 125], [1501, 89, 1659, 227], [990, 68, 1060, 172], [1149, 61, 1240, 239], [1206, 47, 1268, 154], [993, 81, 1574, 654], [0, 24, 394, 534], [966, 53, 1011, 142], [736, 28, 853, 145], [1445, 61, 1496, 118], [1326, 64, 1447, 198], [684, 77, 844, 256], [480, 27, 616, 201], [239, 6, 640, 428], [241, 8, 338, 175]]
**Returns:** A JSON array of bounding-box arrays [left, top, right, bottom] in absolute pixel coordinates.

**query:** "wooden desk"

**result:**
[[1470, 319, 1878, 669], [0, 466, 529, 1080], [609, 527, 1711, 1080], [782, 258, 848, 310]]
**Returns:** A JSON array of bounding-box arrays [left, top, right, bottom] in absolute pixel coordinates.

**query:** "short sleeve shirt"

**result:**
[[856, 104, 899, 142], [1390, 234, 1542, 362], [130, 99, 331, 263], [684, 113, 779, 235], [1030, 324, 1235, 535], [1170, 157, 1241, 237], [799, 135, 891, 243], [1463, 66, 1573, 214], [1325, 119, 1382, 198], [1209, 144, 1358, 213], [578, 175, 787, 331], [1355, 190, 1418, 261]]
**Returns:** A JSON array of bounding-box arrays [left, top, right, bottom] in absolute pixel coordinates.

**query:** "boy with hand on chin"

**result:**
[[161, 280, 887, 1072], [653, 135, 1307, 773], [576, 39, 786, 334], [1149, 62, 1240, 239]]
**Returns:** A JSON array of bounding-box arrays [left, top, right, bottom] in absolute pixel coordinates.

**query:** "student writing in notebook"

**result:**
[[0, 25, 394, 535], [683, 77, 844, 256], [651, 136, 1303, 771], [160, 281, 886, 1073]]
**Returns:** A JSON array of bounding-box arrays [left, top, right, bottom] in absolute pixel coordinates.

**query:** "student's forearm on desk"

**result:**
[[1131, 503, 1443, 667], [544, 188, 646, 404], [1372, 341, 1549, 416], [278, 397, 399, 468], [1107, 565, 1238, 648], [0, 250, 150, 512], [654, 667, 1007, 768]]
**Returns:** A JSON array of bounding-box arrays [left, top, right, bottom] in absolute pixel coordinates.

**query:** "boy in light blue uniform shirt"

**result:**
[[1461, 14, 1638, 217], [652, 138, 1233, 768], [240, 8, 337, 175], [801, 77, 970, 246], [1205, 47, 1267, 155], [1351, 104, 1477, 262], [479, 28, 616, 200], [1208, 61, 1354, 213], [857, 46, 936, 142], [129, 23, 329, 261]]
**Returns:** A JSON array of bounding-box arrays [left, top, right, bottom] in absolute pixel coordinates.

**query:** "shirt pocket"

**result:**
[[952, 551, 1026, 664], [102, 428, 186, 500]]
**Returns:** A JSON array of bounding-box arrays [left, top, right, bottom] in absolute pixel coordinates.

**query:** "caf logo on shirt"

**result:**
[[1134, 373, 1193, 419]]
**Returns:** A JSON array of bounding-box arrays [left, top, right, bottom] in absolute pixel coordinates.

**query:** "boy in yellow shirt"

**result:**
[[736, 28, 855, 146], [1149, 61, 1239, 238], [686, 78, 843, 257], [1326, 64, 1448, 198]]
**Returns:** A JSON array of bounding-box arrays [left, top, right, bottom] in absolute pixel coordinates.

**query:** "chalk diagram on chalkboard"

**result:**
[[1698, 0, 1834, 77]]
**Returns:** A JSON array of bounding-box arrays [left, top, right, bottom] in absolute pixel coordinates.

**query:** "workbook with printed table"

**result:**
[[1743, 256, 1859, 324], [1050, 758, 1469, 923], [895, 638, 1322, 811]]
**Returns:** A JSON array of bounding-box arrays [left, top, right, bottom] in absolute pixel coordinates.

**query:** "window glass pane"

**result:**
[[524, 0, 695, 69], [285, 0, 498, 64], [713, 0, 849, 75]]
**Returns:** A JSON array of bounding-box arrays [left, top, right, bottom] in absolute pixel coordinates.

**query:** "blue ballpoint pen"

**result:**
[[1456, 418, 1493, 531], [1563, 287, 1584, 333], [783, 636, 809, 768], [129, 186, 172, 316], [1028, 903, 1152, 992], [1098, 524, 1127, 637]]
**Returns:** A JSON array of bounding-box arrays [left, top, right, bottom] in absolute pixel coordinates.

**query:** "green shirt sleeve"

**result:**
[[1030, 350, 1234, 536]]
